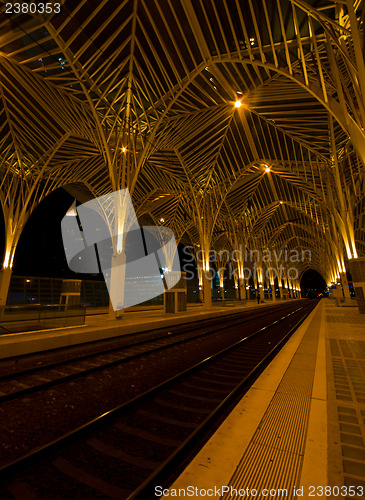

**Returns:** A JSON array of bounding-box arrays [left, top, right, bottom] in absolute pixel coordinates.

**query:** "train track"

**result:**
[[0, 302, 303, 404], [0, 301, 298, 377], [0, 300, 317, 499]]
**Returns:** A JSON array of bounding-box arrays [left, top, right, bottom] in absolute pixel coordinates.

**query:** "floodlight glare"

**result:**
[[235, 100, 242, 108]]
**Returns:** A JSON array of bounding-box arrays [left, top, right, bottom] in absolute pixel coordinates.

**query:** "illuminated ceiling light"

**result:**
[[264, 165, 271, 173], [121, 147, 126, 153], [237, 91, 242, 95], [235, 100, 242, 108], [159, 218, 165, 223], [280, 201, 283, 204]]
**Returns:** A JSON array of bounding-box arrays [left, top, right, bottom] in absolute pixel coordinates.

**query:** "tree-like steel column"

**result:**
[[0, 134, 70, 308]]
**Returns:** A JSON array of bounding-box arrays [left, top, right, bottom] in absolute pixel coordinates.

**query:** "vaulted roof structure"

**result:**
[[1, 0, 364, 287]]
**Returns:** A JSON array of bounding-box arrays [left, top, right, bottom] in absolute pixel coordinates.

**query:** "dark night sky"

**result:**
[[4, 188, 79, 278]]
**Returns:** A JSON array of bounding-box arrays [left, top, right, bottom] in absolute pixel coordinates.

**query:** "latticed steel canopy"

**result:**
[[0, 0, 364, 288]]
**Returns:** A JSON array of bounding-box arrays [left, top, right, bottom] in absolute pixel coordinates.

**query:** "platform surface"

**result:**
[[0, 299, 295, 359], [168, 299, 365, 499]]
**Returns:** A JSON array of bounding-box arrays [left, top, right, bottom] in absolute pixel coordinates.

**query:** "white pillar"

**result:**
[[202, 270, 212, 309], [281, 280, 287, 300], [239, 278, 246, 301], [0, 267, 12, 308], [233, 269, 239, 299], [271, 279, 277, 301], [108, 252, 126, 319], [197, 266, 204, 303], [290, 280, 295, 298], [340, 272, 350, 298]]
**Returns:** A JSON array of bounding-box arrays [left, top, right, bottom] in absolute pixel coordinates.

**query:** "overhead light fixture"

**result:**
[[265, 165, 271, 173], [121, 147, 126, 153], [235, 100, 242, 108], [160, 218, 165, 223]]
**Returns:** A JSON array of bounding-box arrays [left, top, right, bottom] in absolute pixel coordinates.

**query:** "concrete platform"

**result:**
[[0, 299, 297, 360], [168, 299, 365, 499]]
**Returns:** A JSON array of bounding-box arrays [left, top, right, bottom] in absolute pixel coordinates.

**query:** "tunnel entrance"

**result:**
[[301, 270, 327, 298]]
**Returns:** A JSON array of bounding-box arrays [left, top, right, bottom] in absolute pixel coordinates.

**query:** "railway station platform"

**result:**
[[169, 299, 365, 499], [0, 299, 298, 360]]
